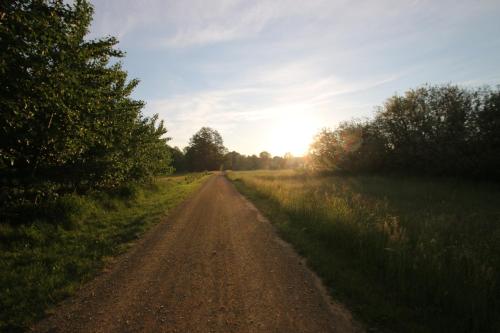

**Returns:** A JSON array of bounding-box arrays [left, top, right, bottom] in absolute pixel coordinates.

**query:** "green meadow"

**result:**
[[228, 170, 500, 333]]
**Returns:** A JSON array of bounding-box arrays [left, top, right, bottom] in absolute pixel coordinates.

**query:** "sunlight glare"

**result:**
[[269, 112, 319, 157]]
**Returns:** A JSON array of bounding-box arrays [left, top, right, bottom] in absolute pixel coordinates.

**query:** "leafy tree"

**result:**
[[168, 146, 187, 173], [258, 151, 271, 169], [0, 0, 173, 213], [184, 127, 226, 171], [309, 128, 342, 172], [270, 156, 286, 169], [247, 154, 260, 170], [309, 85, 500, 179], [224, 151, 244, 170], [474, 88, 500, 177]]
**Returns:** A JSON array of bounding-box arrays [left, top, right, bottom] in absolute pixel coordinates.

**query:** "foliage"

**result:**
[[0, 173, 209, 332], [229, 170, 500, 332], [309, 85, 500, 179], [171, 127, 303, 173], [0, 0, 172, 218], [184, 127, 226, 171], [258, 151, 271, 169], [223, 151, 303, 170], [168, 145, 187, 172]]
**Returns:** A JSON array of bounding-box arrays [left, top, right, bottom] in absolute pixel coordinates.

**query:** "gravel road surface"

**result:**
[[33, 174, 362, 333]]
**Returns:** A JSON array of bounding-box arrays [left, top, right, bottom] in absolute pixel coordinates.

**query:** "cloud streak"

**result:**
[[89, 0, 500, 154], [145, 60, 402, 152]]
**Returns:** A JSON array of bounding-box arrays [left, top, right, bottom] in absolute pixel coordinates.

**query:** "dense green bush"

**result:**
[[0, 0, 172, 219], [309, 85, 500, 179]]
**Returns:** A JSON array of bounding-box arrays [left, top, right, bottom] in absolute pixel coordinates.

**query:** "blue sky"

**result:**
[[89, 0, 500, 156]]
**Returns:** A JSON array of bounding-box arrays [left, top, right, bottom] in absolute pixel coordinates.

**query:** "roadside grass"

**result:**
[[0, 172, 210, 332], [228, 170, 500, 333]]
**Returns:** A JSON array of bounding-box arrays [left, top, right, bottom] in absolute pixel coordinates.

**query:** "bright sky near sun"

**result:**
[[89, 0, 500, 156]]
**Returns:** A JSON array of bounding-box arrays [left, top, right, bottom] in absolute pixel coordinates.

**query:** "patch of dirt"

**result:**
[[32, 174, 363, 333]]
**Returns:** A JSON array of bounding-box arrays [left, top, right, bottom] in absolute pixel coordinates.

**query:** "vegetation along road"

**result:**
[[33, 173, 362, 333]]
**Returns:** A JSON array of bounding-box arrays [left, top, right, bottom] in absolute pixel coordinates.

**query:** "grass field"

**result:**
[[0, 173, 210, 332], [228, 170, 500, 333]]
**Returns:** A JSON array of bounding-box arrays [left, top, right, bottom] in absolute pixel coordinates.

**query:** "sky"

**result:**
[[88, 0, 500, 156]]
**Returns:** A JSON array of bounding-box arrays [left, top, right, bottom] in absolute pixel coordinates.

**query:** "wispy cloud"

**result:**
[[90, 0, 500, 47], [89, 0, 500, 154], [145, 59, 401, 151], [160, 1, 282, 47]]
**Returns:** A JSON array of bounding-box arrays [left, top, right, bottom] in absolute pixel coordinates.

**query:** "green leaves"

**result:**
[[184, 127, 226, 171], [309, 85, 500, 179], [0, 0, 173, 214]]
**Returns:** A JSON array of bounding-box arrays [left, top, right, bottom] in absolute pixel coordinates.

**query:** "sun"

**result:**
[[269, 113, 319, 157]]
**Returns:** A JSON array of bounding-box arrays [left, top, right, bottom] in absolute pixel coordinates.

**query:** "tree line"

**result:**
[[168, 127, 304, 172], [309, 85, 500, 180]]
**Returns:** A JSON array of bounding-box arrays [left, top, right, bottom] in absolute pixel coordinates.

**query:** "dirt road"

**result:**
[[33, 174, 361, 333]]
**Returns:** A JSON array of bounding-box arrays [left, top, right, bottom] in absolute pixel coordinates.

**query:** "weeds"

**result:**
[[0, 173, 210, 332], [229, 170, 500, 332]]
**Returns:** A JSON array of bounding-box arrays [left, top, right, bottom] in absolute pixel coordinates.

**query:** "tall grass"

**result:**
[[0, 173, 210, 332], [229, 170, 500, 332]]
